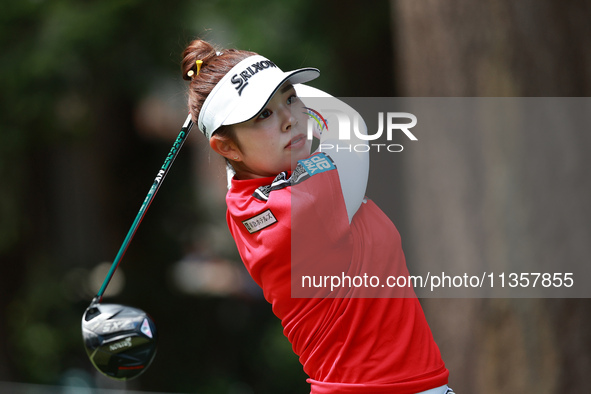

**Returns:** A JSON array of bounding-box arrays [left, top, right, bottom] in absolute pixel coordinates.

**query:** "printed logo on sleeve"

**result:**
[[242, 209, 277, 234], [298, 153, 336, 176]]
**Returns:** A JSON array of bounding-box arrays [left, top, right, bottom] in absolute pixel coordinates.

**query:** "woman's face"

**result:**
[[229, 83, 312, 179]]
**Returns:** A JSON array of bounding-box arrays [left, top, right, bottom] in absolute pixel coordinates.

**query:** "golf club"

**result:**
[[82, 114, 193, 380]]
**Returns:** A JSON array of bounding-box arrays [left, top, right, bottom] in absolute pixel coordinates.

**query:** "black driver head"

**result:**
[[82, 301, 157, 380]]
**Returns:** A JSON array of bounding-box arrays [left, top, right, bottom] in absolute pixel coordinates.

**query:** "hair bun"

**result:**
[[181, 39, 218, 81]]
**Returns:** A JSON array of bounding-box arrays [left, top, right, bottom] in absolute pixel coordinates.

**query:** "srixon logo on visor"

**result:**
[[230, 60, 277, 95]]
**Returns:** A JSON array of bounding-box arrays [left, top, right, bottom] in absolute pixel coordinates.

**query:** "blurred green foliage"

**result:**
[[0, 0, 394, 392]]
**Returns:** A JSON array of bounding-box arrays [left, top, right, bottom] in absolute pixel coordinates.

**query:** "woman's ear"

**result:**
[[209, 135, 241, 161]]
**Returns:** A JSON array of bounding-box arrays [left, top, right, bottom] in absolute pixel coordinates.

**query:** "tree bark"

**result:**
[[390, 1, 591, 392]]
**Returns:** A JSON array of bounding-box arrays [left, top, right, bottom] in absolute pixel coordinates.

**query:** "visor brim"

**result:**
[[221, 67, 320, 127]]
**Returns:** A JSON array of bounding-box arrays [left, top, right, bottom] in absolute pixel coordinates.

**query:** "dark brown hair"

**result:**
[[181, 39, 256, 137]]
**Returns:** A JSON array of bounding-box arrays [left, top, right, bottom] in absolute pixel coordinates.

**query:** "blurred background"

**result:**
[[1, 0, 590, 393]]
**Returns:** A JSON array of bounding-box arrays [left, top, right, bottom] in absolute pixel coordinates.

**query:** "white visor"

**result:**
[[198, 55, 320, 139]]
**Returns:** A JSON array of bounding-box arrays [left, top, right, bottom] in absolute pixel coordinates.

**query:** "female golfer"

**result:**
[[182, 39, 453, 394]]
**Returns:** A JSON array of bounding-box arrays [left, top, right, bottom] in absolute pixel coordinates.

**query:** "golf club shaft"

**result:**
[[96, 114, 194, 301]]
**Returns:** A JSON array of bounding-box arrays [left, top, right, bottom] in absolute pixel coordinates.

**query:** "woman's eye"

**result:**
[[258, 109, 272, 119], [287, 95, 298, 105]]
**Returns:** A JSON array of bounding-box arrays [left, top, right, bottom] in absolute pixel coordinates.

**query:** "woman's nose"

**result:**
[[281, 107, 294, 132]]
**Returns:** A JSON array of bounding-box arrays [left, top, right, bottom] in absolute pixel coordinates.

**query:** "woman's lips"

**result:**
[[286, 134, 306, 149]]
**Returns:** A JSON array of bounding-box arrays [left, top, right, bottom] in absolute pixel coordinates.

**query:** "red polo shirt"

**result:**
[[226, 153, 448, 393]]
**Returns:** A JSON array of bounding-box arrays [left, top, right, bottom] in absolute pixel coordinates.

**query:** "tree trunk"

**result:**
[[390, 1, 591, 392]]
